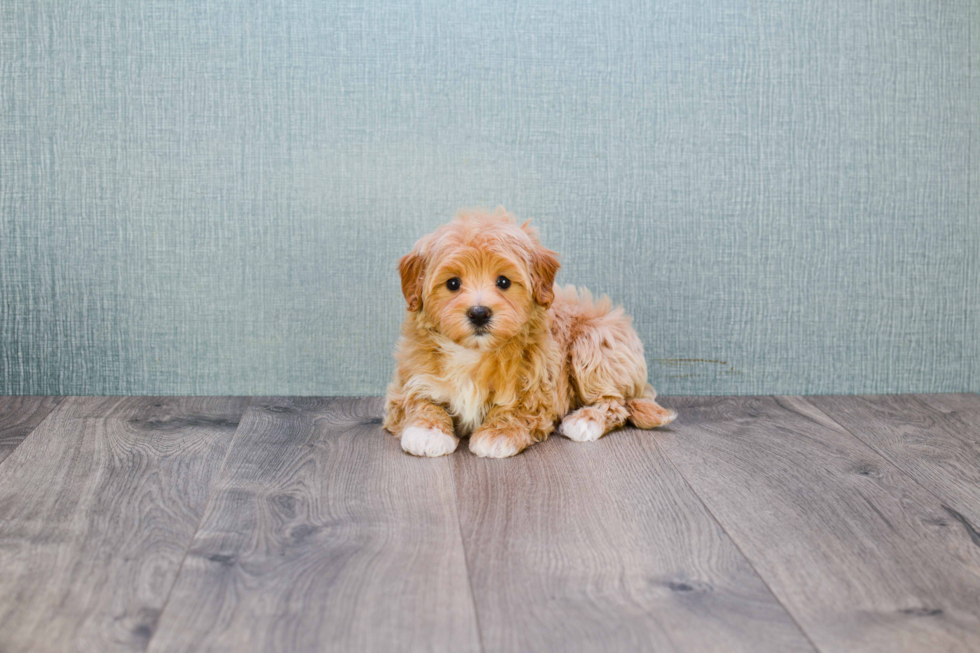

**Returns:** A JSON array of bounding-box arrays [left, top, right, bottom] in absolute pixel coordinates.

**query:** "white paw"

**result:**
[[469, 433, 521, 458], [561, 414, 604, 443], [400, 427, 458, 457]]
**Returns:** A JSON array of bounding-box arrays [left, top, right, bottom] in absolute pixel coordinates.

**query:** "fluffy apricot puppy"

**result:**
[[383, 208, 676, 458]]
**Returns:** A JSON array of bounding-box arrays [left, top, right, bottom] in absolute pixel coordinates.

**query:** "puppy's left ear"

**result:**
[[529, 244, 560, 308], [398, 250, 427, 312]]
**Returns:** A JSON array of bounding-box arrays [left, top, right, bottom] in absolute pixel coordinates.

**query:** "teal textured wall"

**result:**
[[1, 1, 977, 396]]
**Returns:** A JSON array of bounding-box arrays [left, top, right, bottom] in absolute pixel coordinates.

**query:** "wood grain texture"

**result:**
[[658, 396, 980, 653], [0, 396, 248, 653], [147, 397, 481, 653], [4, 393, 979, 652], [806, 395, 980, 526], [0, 395, 63, 464], [453, 428, 815, 652], [912, 393, 980, 415]]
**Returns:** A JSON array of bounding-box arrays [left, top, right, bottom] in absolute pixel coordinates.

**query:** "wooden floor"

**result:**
[[0, 395, 978, 652]]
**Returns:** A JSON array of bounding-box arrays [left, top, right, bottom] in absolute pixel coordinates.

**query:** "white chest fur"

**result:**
[[429, 341, 490, 435]]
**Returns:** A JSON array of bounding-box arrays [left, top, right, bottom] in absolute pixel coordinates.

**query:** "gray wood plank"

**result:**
[[0, 396, 249, 653], [806, 394, 980, 526], [658, 395, 980, 653], [913, 393, 980, 414], [148, 397, 482, 653], [0, 395, 63, 464], [453, 426, 816, 652]]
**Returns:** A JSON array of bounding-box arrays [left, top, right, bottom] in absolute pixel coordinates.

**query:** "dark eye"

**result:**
[[496, 275, 511, 290], [446, 277, 461, 291]]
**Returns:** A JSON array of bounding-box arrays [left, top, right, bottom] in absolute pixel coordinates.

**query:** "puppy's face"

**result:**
[[399, 210, 559, 350], [424, 248, 532, 348]]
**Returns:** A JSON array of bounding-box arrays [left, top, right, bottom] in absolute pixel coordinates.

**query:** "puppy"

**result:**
[[383, 207, 676, 458]]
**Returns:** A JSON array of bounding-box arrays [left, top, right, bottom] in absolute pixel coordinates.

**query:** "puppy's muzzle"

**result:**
[[467, 305, 492, 328]]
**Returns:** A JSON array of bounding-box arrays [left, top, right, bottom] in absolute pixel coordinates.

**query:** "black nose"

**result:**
[[467, 305, 492, 327]]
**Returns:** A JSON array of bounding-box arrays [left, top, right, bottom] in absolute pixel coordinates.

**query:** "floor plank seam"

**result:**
[[144, 396, 254, 653], [448, 454, 488, 653], [0, 396, 66, 473], [797, 396, 978, 526], [653, 433, 824, 653]]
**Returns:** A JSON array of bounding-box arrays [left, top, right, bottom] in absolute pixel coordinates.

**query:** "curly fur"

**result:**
[[384, 207, 676, 458]]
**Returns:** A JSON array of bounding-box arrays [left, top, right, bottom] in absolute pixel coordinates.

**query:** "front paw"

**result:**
[[469, 427, 526, 458], [560, 410, 604, 443], [400, 426, 459, 457]]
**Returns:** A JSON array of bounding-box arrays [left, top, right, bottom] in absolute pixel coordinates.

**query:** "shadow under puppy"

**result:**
[[384, 208, 676, 458]]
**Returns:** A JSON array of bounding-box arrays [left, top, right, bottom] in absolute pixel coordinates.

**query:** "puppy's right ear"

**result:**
[[398, 250, 426, 311]]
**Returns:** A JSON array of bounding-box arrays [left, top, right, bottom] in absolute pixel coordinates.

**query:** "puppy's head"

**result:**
[[399, 208, 560, 349]]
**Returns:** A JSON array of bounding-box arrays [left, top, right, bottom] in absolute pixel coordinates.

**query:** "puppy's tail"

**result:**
[[626, 386, 677, 429]]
